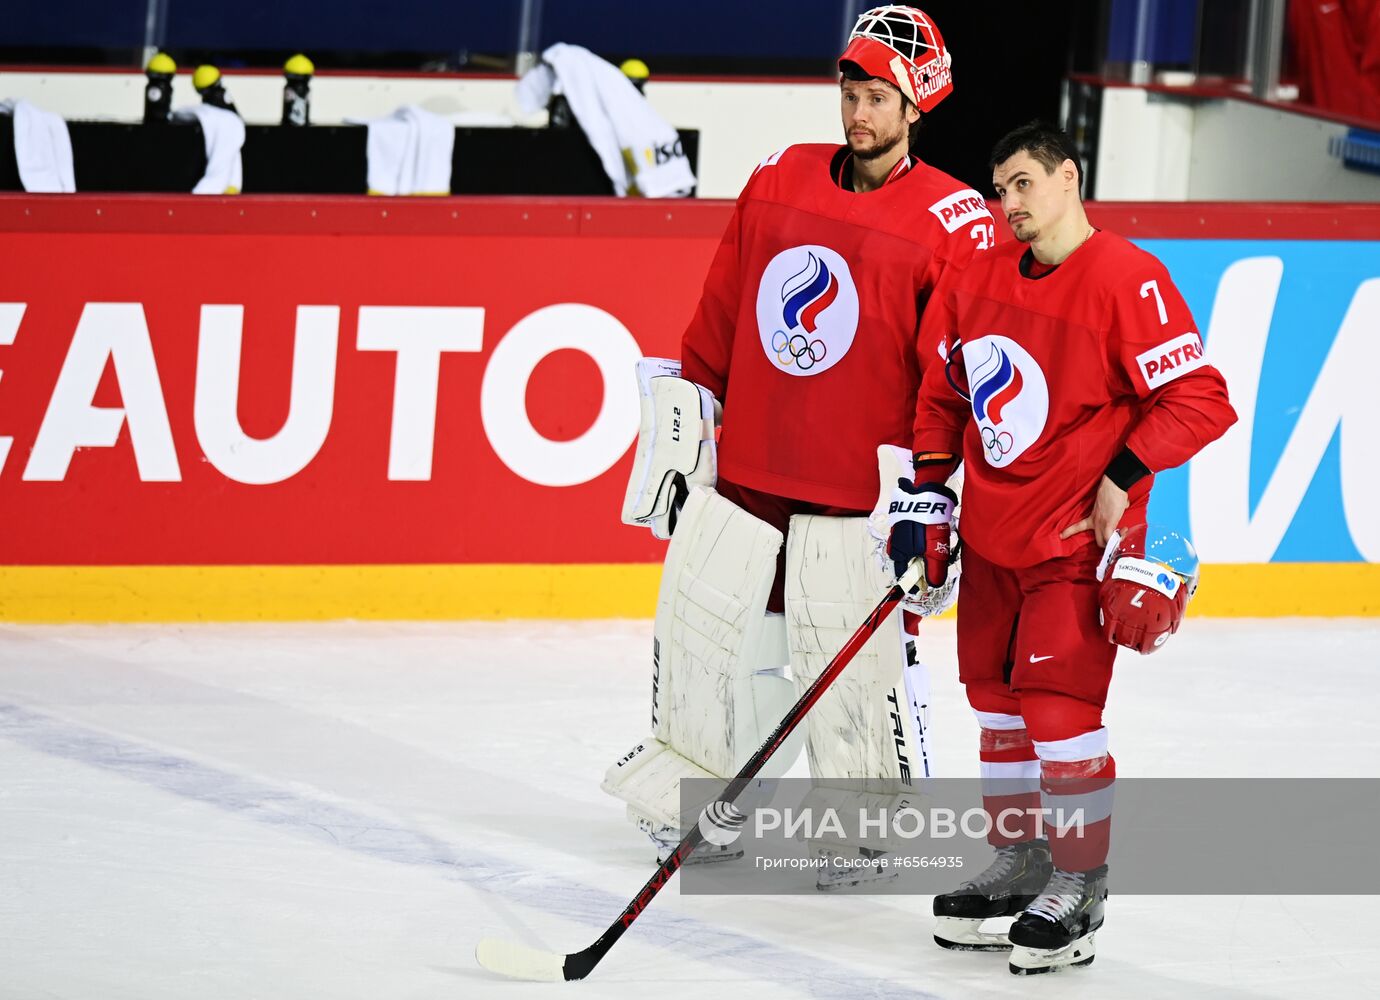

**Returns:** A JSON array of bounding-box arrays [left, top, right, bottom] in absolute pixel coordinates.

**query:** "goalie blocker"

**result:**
[[621, 358, 718, 540]]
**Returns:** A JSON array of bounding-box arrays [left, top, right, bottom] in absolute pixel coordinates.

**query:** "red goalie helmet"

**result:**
[[1096, 524, 1201, 655], [839, 5, 954, 113]]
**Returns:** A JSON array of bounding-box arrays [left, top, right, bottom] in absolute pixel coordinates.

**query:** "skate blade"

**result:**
[[1008, 933, 1096, 975], [932, 916, 1012, 952], [815, 871, 899, 893], [657, 847, 744, 867], [686, 848, 743, 866]]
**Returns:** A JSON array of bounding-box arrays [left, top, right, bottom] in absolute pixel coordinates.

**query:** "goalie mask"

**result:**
[[839, 5, 954, 113], [1096, 524, 1200, 654]]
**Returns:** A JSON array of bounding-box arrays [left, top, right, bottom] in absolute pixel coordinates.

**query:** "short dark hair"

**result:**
[[989, 121, 1082, 194], [839, 61, 924, 150]]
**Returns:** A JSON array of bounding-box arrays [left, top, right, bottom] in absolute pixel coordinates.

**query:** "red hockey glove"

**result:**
[[1098, 567, 1190, 653], [886, 479, 957, 589], [1096, 525, 1198, 654]]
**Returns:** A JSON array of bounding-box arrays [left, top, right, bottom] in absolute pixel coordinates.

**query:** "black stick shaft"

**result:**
[[562, 582, 909, 980]]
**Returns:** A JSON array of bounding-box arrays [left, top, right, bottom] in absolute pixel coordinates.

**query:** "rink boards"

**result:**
[[0, 195, 1376, 620]]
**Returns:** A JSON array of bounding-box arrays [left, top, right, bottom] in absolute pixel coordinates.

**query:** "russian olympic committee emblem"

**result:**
[[756, 245, 859, 377]]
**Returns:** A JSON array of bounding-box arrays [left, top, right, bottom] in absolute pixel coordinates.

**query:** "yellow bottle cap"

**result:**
[[620, 58, 650, 80], [146, 52, 177, 75], [284, 53, 315, 77], [193, 64, 221, 91]]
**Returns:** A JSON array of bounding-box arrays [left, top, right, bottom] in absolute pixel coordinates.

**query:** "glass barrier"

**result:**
[[1087, 0, 1378, 125]]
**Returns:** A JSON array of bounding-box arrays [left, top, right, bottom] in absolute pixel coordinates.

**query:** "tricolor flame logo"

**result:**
[[970, 341, 1025, 425], [781, 252, 840, 333]]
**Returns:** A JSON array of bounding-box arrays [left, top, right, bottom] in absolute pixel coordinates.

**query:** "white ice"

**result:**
[[0, 617, 1377, 999]]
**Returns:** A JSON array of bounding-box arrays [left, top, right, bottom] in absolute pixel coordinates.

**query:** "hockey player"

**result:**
[[606, 5, 992, 884], [888, 121, 1237, 973]]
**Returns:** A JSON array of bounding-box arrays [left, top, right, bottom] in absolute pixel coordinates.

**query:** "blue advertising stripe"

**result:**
[[1139, 240, 1380, 566]]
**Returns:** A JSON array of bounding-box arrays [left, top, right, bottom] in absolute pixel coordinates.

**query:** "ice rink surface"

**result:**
[[1, 617, 1377, 1000]]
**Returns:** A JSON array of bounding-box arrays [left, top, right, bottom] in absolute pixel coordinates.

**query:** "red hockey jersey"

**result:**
[[914, 231, 1236, 569], [682, 143, 993, 510]]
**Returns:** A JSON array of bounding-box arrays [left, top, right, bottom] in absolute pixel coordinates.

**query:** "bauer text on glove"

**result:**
[[886, 479, 957, 588]]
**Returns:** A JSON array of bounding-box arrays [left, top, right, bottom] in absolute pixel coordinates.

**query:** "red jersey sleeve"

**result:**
[[681, 178, 754, 401], [912, 266, 970, 469], [920, 191, 995, 290], [1106, 262, 1237, 472]]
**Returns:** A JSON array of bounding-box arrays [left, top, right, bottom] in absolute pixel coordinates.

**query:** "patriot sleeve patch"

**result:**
[[1135, 332, 1208, 390], [927, 188, 993, 234]]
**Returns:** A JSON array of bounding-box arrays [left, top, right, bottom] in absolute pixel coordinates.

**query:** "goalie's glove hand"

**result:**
[[886, 479, 958, 590]]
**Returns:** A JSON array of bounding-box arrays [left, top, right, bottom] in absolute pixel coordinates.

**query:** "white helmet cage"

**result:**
[[842, 5, 954, 113]]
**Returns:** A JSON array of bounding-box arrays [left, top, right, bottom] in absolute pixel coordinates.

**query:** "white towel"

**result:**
[[173, 104, 244, 195], [516, 44, 695, 198], [0, 98, 75, 193], [347, 105, 454, 196]]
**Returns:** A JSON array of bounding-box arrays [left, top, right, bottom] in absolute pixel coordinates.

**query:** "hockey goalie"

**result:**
[[605, 359, 959, 885], [601, 4, 989, 889]]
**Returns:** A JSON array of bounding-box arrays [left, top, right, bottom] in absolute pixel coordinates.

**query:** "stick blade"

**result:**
[[475, 937, 568, 982]]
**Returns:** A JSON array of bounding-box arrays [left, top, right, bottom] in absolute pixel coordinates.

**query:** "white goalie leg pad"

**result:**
[[602, 487, 805, 830], [787, 512, 931, 787], [787, 512, 934, 853], [799, 785, 925, 855], [621, 358, 718, 540], [603, 738, 722, 831]]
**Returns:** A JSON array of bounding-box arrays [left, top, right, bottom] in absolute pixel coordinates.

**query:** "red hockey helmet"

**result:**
[[839, 5, 954, 113], [1096, 524, 1200, 654]]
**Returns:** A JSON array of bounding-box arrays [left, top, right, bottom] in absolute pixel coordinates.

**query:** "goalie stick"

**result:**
[[475, 559, 925, 982]]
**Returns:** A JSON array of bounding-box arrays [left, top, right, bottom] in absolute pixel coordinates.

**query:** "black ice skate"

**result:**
[[932, 839, 1052, 951], [1007, 864, 1108, 975]]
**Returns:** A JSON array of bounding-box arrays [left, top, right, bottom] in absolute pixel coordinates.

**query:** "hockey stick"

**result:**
[[475, 559, 925, 982]]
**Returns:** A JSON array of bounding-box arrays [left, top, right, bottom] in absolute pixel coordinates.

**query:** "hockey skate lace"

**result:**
[[962, 844, 1018, 891], [1023, 868, 1084, 923]]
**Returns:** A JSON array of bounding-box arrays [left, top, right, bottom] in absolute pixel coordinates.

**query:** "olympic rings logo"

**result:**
[[771, 330, 828, 370], [981, 425, 1014, 459]]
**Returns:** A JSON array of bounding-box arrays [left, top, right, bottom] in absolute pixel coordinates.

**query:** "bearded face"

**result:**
[[840, 78, 914, 161]]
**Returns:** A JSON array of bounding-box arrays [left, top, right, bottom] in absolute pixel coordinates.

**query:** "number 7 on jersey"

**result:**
[[1140, 280, 1168, 325]]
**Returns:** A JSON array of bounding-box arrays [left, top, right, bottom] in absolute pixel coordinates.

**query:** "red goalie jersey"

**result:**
[[682, 143, 993, 510], [914, 231, 1237, 568]]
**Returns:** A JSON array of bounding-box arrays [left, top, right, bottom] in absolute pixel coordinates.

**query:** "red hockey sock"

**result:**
[[1021, 690, 1115, 871], [967, 681, 1040, 846]]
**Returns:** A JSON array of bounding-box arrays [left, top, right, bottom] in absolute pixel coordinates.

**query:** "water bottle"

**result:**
[[144, 52, 176, 124], [194, 65, 239, 116], [282, 53, 314, 127], [620, 58, 650, 95]]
